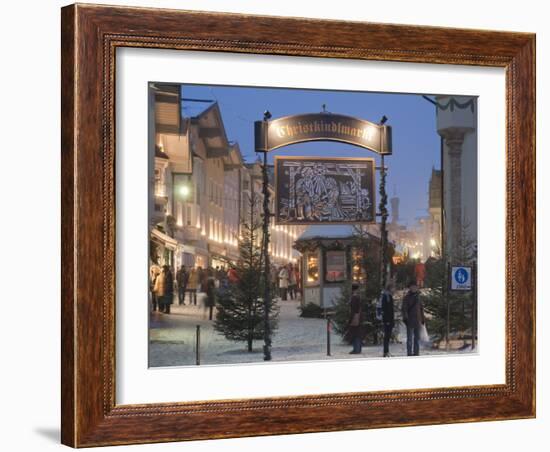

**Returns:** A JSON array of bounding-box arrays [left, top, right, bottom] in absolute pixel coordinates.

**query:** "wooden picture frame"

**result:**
[[61, 3, 535, 447]]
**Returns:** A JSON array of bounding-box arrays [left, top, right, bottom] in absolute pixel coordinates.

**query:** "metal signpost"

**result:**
[[255, 109, 392, 361], [448, 263, 477, 349]]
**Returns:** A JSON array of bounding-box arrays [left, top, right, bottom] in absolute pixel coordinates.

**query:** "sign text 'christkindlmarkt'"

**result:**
[[255, 113, 392, 155]]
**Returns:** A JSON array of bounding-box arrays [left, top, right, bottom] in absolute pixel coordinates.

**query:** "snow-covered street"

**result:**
[[149, 295, 473, 367]]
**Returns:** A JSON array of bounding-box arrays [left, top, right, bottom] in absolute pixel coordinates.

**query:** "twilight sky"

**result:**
[[181, 83, 441, 227]]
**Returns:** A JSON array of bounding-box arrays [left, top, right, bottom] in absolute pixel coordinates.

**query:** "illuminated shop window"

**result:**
[[325, 251, 346, 282], [351, 249, 367, 283], [306, 252, 319, 285]]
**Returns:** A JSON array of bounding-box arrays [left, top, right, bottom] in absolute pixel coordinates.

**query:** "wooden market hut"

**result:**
[[293, 225, 384, 309]]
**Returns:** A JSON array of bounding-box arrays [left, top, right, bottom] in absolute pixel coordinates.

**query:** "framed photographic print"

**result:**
[[61, 3, 535, 447]]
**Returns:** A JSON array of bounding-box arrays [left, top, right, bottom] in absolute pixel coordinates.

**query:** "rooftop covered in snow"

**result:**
[[297, 225, 354, 241], [296, 224, 380, 242]]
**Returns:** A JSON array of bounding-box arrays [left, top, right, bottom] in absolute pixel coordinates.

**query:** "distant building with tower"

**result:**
[[390, 191, 400, 225]]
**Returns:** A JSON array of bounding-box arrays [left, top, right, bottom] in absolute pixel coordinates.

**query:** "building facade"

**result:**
[[149, 83, 304, 276]]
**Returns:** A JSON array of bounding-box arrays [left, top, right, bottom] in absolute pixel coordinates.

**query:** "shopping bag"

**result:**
[[420, 323, 430, 345]]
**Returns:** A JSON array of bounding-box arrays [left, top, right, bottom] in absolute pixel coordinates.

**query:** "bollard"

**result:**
[[326, 317, 331, 356], [196, 325, 201, 365]]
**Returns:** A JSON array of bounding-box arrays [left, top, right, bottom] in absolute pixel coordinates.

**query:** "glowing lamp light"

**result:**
[[178, 185, 190, 198]]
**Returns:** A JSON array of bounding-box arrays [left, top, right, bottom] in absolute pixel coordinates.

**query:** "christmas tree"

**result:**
[[423, 218, 476, 347], [213, 193, 278, 352]]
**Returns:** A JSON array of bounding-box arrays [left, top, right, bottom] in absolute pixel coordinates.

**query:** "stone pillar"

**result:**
[[435, 95, 476, 263], [445, 131, 465, 261]]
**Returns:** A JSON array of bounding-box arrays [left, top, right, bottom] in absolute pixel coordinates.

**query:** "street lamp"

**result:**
[[178, 184, 190, 198]]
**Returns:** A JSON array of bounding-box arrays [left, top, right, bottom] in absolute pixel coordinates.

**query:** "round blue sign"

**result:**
[[454, 268, 469, 284]]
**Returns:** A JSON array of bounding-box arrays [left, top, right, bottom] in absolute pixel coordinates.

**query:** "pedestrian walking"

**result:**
[[415, 261, 426, 288], [163, 265, 174, 314], [214, 266, 221, 288], [381, 283, 395, 357], [348, 283, 363, 354], [150, 265, 161, 312], [227, 266, 239, 284], [200, 267, 209, 293], [152, 266, 165, 312], [205, 268, 217, 320], [278, 266, 289, 301], [187, 267, 199, 305], [401, 281, 426, 356], [176, 265, 188, 305], [215, 266, 227, 288], [288, 263, 297, 300], [295, 265, 302, 300], [154, 265, 173, 314]]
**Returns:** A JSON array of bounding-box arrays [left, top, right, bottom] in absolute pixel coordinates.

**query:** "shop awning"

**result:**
[[151, 228, 178, 251]]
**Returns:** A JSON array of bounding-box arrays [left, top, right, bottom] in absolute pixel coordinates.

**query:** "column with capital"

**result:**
[[434, 96, 477, 351], [435, 95, 477, 263], [444, 130, 466, 261]]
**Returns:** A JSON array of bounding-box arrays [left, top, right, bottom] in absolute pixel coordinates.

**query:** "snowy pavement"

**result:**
[[149, 295, 473, 367]]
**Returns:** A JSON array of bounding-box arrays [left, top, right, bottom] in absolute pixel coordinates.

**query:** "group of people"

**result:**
[[153, 261, 427, 357], [151, 261, 303, 313], [273, 263, 300, 301], [151, 264, 240, 313], [348, 280, 426, 357]]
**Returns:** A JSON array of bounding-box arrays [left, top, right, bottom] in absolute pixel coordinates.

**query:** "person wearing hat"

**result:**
[[401, 281, 425, 356]]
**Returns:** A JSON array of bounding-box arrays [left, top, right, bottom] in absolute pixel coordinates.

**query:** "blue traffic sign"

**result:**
[[451, 266, 472, 291], [455, 268, 469, 284]]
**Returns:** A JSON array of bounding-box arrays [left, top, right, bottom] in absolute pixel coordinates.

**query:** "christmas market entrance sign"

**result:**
[[255, 112, 390, 226], [255, 112, 392, 155], [274, 157, 376, 225]]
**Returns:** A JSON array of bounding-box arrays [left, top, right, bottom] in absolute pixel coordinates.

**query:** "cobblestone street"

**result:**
[[149, 294, 470, 367]]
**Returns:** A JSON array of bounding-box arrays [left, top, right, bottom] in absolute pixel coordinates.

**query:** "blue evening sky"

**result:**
[[181, 84, 441, 227]]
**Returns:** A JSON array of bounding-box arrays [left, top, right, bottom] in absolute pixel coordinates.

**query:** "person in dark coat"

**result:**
[[197, 266, 205, 293], [200, 267, 209, 293], [381, 283, 395, 357], [348, 283, 363, 354], [176, 265, 188, 305], [161, 265, 174, 314], [401, 281, 425, 356], [187, 267, 199, 305], [205, 268, 217, 321]]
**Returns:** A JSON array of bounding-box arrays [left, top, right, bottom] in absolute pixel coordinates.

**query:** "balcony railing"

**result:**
[[173, 225, 201, 242]]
